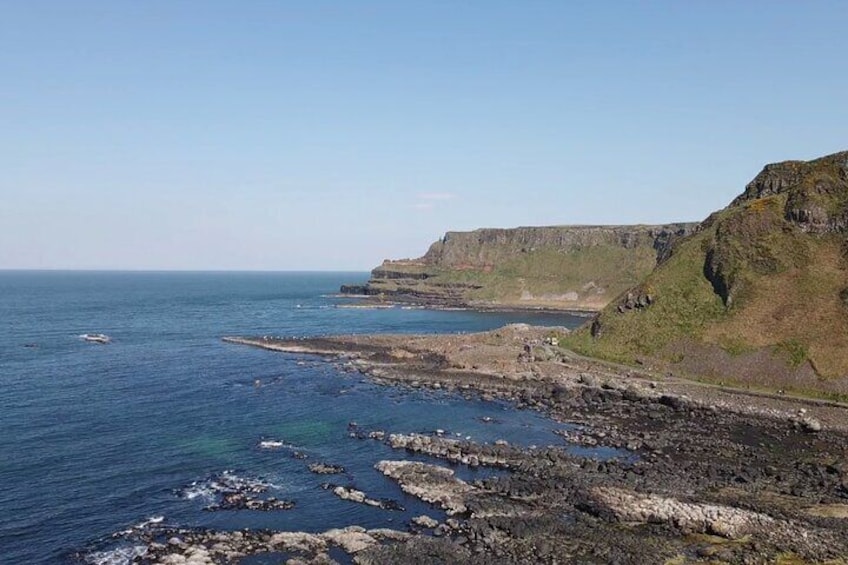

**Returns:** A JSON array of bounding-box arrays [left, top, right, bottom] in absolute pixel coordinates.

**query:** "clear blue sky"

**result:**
[[2, 1, 846, 270]]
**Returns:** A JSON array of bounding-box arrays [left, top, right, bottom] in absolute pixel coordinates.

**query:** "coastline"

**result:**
[[332, 294, 601, 316], [207, 327, 848, 563], [224, 330, 848, 430]]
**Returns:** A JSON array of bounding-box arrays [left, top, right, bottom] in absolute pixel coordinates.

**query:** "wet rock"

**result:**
[[386, 433, 517, 468], [411, 515, 439, 528], [177, 471, 293, 512], [376, 460, 473, 515], [322, 527, 376, 554], [309, 463, 346, 474], [323, 484, 405, 511], [112, 520, 412, 564], [268, 532, 327, 554], [555, 428, 600, 447], [209, 492, 295, 511]]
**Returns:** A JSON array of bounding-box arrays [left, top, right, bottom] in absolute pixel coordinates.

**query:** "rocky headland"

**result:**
[[341, 224, 695, 312], [570, 150, 848, 396]]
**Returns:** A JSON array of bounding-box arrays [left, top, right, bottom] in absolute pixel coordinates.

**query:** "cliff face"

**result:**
[[570, 150, 848, 391], [420, 225, 691, 268], [343, 224, 695, 311]]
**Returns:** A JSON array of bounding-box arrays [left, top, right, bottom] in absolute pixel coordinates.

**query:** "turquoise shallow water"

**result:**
[[0, 271, 591, 564]]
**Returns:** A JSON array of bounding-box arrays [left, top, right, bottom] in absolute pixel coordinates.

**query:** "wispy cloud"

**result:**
[[418, 192, 456, 201], [412, 192, 457, 212]]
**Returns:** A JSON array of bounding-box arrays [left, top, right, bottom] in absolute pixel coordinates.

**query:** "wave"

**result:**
[[83, 544, 147, 565], [176, 470, 286, 502], [114, 515, 165, 537]]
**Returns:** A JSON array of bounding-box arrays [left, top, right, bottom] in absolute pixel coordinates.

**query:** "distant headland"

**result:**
[[341, 223, 696, 312], [344, 150, 848, 397]]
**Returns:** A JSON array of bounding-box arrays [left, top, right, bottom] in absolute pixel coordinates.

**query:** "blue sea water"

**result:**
[[0, 271, 590, 564]]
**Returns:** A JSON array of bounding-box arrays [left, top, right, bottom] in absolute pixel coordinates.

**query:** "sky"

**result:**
[[1, 1, 846, 271]]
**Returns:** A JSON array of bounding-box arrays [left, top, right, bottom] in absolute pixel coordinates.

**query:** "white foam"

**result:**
[[135, 515, 164, 528], [112, 516, 164, 538], [180, 481, 215, 501], [177, 470, 286, 502], [84, 545, 147, 565], [179, 480, 215, 501]]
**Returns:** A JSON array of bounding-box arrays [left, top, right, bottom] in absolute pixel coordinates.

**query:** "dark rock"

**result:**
[[308, 463, 346, 475]]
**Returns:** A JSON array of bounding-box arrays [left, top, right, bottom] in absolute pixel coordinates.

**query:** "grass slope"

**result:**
[[564, 225, 726, 361], [370, 245, 659, 310], [565, 151, 848, 394], [435, 246, 657, 307]]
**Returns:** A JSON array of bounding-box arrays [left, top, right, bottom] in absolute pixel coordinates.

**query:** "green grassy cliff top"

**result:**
[[566, 150, 848, 395]]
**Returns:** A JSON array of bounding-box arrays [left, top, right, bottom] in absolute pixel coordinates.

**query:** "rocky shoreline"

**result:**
[[334, 294, 601, 316], [101, 326, 848, 563]]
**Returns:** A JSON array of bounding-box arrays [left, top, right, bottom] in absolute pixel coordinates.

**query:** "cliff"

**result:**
[[342, 224, 695, 311], [567, 150, 848, 394]]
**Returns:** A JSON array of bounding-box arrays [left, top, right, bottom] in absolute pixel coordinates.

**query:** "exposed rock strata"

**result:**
[[323, 483, 405, 511], [582, 150, 848, 384], [105, 524, 410, 564], [113, 332, 848, 563], [342, 223, 695, 311], [387, 433, 518, 468], [216, 330, 848, 562], [376, 460, 473, 515], [588, 486, 775, 538]]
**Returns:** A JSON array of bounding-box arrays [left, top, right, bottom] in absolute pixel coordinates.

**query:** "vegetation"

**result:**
[[776, 340, 809, 369], [564, 150, 848, 388], [565, 228, 726, 363], [431, 245, 657, 305], [366, 227, 683, 311]]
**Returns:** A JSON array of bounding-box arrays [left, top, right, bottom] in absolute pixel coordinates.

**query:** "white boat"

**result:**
[[80, 333, 111, 344], [258, 440, 285, 449]]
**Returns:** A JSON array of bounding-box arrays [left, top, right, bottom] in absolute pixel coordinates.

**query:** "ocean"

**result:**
[[0, 271, 590, 564]]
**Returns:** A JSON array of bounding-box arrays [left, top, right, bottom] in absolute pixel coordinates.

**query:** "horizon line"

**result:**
[[0, 268, 371, 274]]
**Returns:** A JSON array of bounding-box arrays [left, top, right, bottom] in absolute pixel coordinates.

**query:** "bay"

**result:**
[[0, 271, 588, 563]]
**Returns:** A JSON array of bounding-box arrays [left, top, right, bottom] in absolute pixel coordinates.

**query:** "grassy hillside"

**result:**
[[354, 224, 694, 311], [565, 151, 848, 394], [406, 245, 657, 309]]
